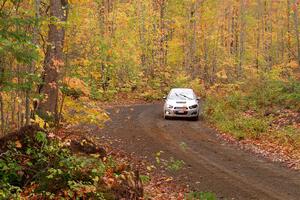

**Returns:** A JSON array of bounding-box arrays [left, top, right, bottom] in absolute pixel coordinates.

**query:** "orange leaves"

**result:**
[[107, 49, 113, 56], [15, 140, 22, 148], [63, 77, 90, 96], [292, 1, 300, 12], [287, 60, 299, 69]]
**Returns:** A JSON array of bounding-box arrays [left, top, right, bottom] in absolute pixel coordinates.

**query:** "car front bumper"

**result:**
[[164, 108, 199, 118]]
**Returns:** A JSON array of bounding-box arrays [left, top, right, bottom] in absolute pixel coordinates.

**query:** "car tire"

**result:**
[[164, 115, 170, 120], [192, 116, 199, 121]]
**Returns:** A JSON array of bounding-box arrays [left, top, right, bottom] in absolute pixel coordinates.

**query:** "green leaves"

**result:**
[[35, 131, 47, 144], [185, 191, 217, 200], [0, 130, 110, 198]]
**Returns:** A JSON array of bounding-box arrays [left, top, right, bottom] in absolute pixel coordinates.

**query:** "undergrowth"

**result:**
[[0, 131, 114, 199], [204, 76, 300, 145]]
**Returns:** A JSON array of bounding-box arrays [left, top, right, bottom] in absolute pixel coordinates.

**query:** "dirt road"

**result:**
[[101, 104, 300, 200]]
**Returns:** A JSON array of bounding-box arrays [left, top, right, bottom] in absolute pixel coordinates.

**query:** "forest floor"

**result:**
[[97, 103, 300, 200], [54, 126, 188, 199]]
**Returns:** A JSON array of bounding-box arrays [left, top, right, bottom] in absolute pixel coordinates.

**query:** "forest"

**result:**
[[0, 0, 300, 199]]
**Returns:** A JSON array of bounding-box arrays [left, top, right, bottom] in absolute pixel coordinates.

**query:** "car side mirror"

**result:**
[[163, 96, 167, 100], [197, 97, 201, 100]]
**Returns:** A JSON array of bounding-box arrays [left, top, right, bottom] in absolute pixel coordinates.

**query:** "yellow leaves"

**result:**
[[69, 0, 94, 3], [31, 115, 49, 129], [216, 69, 228, 80], [62, 96, 109, 127], [208, 83, 241, 97], [267, 64, 294, 80]]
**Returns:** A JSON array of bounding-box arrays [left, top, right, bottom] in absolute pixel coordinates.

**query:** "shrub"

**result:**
[[61, 84, 83, 99], [63, 97, 109, 127], [204, 76, 299, 143], [245, 78, 300, 110], [0, 131, 111, 199]]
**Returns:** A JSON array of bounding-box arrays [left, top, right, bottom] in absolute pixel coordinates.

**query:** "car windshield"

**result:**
[[168, 90, 195, 100]]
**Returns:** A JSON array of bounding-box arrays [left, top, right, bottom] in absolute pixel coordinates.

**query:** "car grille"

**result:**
[[174, 107, 188, 109], [175, 111, 188, 115]]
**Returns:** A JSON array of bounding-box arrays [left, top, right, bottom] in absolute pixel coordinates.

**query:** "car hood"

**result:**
[[166, 99, 198, 107]]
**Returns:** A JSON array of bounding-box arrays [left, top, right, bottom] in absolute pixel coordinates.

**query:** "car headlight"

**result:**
[[189, 104, 198, 109]]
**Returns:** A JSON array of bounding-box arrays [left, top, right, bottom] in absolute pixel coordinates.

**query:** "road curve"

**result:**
[[101, 103, 300, 200]]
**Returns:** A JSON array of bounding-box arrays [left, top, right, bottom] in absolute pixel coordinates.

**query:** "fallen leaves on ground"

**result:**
[[56, 127, 189, 199]]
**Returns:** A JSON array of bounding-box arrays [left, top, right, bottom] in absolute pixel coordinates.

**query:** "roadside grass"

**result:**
[[272, 126, 300, 147], [205, 98, 270, 140], [155, 151, 185, 172], [166, 157, 185, 172], [184, 191, 217, 200], [204, 77, 300, 147]]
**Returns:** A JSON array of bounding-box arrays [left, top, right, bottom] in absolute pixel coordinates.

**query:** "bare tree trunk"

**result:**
[[0, 57, 4, 135], [159, 1, 164, 68], [25, 0, 40, 125], [293, 0, 300, 66], [25, 92, 30, 125], [226, 7, 231, 53], [287, 0, 292, 62], [185, 0, 200, 78], [0, 93, 4, 136], [264, 0, 273, 71], [230, 6, 235, 54], [16, 64, 21, 129], [137, 0, 147, 70], [11, 93, 16, 128], [238, 0, 245, 78], [38, 0, 68, 122], [97, 0, 114, 91], [203, 35, 209, 84], [255, 0, 262, 69], [157, 0, 167, 69], [261, 0, 266, 70]]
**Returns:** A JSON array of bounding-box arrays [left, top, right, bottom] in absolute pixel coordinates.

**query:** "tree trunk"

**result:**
[[185, 0, 200, 78], [38, 0, 68, 121], [11, 93, 16, 128], [238, 0, 245, 78], [293, 0, 300, 66], [137, 0, 147, 70], [158, 0, 167, 69], [0, 57, 4, 135], [25, 0, 40, 125], [0, 93, 4, 136], [287, 0, 292, 62]]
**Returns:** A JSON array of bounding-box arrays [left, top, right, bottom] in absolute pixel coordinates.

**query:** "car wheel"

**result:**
[[164, 115, 170, 120], [192, 116, 199, 121]]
